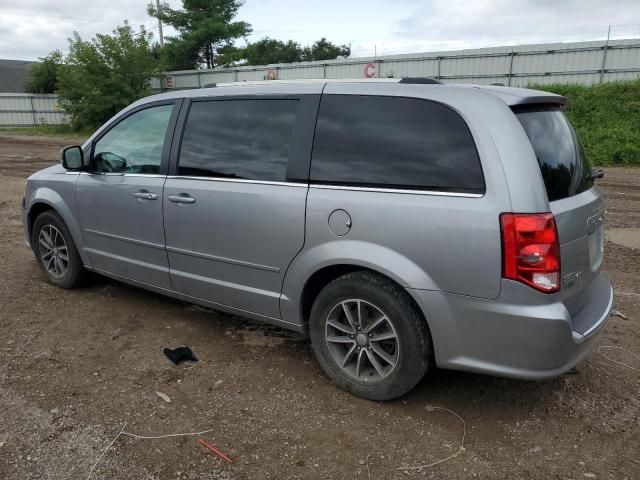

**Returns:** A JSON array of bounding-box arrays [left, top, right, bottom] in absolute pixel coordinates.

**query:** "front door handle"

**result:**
[[167, 194, 196, 204], [133, 191, 158, 200]]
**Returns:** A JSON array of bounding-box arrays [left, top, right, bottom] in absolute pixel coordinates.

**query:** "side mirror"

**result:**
[[60, 146, 84, 170], [588, 168, 605, 181]]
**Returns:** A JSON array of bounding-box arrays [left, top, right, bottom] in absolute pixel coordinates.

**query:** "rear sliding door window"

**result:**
[[515, 107, 593, 201], [178, 99, 298, 181], [310, 95, 484, 193]]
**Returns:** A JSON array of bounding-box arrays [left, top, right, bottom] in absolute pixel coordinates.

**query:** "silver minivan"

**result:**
[[22, 79, 613, 400]]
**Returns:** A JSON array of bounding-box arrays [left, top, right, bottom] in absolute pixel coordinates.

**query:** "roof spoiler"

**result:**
[[511, 95, 567, 107]]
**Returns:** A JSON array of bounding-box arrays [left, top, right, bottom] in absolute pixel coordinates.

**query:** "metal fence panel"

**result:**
[[604, 70, 640, 82], [280, 65, 324, 80], [0, 94, 65, 127], [200, 70, 236, 84], [172, 74, 200, 90], [442, 54, 511, 76], [607, 46, 640, 70], [150, 39, 639, 89], [512, 52, 547, 74], [382, 58, 439, 79], [324, 62, 363, 79], [237, 69, 269, 82], [3, 39, 639, 127]]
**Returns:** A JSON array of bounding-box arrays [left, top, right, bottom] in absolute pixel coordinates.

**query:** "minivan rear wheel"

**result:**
[[309, 271, 431, 401], [32, 211, 86, 289]]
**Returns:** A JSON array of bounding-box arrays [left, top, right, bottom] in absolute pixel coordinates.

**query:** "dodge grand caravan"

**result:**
[[22, 79, 613, 400]]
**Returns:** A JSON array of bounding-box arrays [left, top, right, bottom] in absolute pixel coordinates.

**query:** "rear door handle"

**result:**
[[167, 194, 196, 204], [133, 191, 158, 200]]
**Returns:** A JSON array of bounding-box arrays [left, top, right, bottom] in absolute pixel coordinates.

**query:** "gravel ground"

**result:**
[[0, 134, 639, 480]]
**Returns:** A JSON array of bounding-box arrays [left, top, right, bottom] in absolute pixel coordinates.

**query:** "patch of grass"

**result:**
[[0, 124, 92, 140], [530, 80, 640, 166]]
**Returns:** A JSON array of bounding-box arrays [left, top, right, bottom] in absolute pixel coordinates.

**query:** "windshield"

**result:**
[[515, 107, 593, 202]]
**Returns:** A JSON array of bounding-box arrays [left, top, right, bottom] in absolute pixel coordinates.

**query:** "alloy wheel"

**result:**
[[325, 299, 400, 382], [38, 224, 69, 278]]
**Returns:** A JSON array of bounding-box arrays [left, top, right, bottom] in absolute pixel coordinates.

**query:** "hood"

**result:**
[[27, 164, 67, 181]]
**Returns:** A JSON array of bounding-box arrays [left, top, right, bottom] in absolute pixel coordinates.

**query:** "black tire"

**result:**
[[32, 210, 87, 289], [309, 271, 432, 401]]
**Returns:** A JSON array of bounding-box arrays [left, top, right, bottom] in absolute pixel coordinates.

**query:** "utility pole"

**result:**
[[156, 0, 164, 47], [599, 24, 611, 83]]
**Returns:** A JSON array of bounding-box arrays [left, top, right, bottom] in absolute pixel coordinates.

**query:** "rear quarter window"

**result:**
[[515, 106, 593, 202], [310, 95, 485, 193]]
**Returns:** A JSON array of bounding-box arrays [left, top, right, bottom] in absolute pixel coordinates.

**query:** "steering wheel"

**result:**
[[127, 146, 162, 174], [96, 152, 127, 173]]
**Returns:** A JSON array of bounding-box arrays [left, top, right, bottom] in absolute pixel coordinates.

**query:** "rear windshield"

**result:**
[[515, 106, 593, 202]]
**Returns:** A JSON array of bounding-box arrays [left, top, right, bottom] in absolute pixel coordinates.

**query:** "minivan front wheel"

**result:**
[[32, 211, 86, 289], [309, 271, 431, 401]]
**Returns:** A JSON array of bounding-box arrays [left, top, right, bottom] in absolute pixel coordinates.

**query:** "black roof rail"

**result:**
[[398, 77, 443, 84], [202, 83, 217, 88]]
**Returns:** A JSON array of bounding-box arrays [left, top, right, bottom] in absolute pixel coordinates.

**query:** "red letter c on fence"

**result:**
[[364, 63, 376, 78]]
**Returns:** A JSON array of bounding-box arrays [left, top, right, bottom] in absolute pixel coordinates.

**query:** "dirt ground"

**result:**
[[0, 133, 638, 480]]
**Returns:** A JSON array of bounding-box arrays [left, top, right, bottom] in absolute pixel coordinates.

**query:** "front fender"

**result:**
[[28, 183, 91, 266], [280, 239, 439, 325]]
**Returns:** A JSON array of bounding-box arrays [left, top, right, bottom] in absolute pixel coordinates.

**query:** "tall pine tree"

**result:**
[[148, 0, 251, 69]]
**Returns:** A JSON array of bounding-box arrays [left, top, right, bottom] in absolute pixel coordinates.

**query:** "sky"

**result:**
[[0, 0, 639, 61]]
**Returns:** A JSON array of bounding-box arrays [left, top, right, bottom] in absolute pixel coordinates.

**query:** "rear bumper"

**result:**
[[408, 275, 613, 380]]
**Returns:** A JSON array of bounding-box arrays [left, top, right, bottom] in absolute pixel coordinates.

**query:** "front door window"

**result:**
[[92, 104, 173, 174]]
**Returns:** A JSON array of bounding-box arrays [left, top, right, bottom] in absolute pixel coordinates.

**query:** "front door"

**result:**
[[163, 97, 313, 318], [76, 102, 178, 289]]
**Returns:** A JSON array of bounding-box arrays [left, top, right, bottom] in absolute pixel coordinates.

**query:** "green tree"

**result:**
[[302, 37, 350, 61], [238, 37, 352, 67], [24, 51, 63, 93], [56, 22, 159, 130], [242, 38, 303, 65], [148, 0, 251, 70], [156, 38, 202, 71]]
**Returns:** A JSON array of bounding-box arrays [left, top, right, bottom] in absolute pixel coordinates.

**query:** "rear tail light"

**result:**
[[500, 213, 561, 293]]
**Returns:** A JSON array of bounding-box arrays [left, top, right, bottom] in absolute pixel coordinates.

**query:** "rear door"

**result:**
[[163, 95, 319, 318], [515, 106, 603, 316], [76, 101, 179, 289]]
